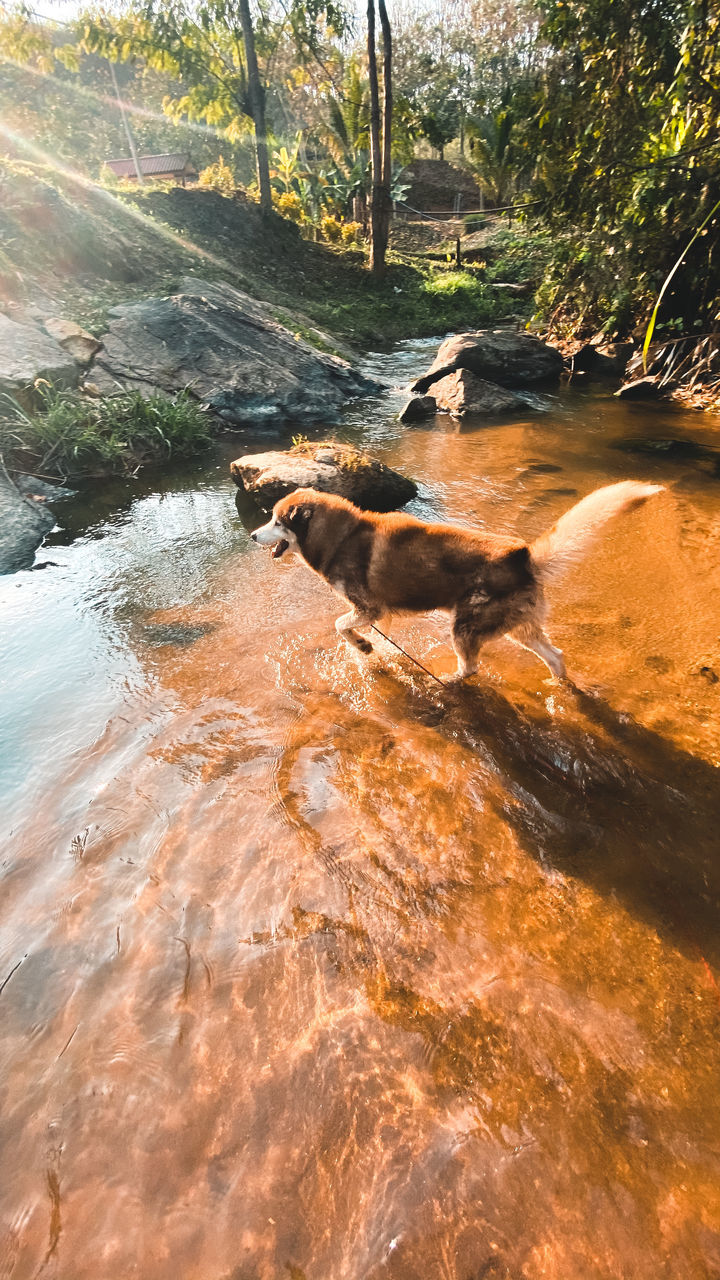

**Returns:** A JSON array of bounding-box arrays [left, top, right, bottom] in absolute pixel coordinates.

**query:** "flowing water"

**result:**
[[2, 339, 720, 1280]]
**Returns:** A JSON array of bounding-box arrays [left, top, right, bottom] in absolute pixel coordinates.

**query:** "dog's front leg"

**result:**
[[335, 608, 374, 655]]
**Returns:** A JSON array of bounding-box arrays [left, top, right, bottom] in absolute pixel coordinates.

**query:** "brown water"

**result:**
[[2, 340, 720, 1280]]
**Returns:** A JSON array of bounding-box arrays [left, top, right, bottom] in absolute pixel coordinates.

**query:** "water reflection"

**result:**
[[2, 344, 720, 1279]]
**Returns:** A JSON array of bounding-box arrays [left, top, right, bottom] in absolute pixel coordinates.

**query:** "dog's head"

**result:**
[[250, 488, 319, 560]]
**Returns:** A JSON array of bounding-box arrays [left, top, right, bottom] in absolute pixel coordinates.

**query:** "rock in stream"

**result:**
[[0, 474, 56, 574], [231, 441, 417, 511], [410, 329, 564, 396]]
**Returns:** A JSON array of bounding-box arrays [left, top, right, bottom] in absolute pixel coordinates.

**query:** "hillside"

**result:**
[[0, 159, 527, 351]]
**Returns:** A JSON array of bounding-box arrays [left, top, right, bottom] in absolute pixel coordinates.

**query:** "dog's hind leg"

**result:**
[[335, 607, 375, 655], [509, 621, 566, 679], [451, 612, 504, 680]]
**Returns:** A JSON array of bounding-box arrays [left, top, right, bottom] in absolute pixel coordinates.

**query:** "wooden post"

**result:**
[[456, 236, 462, 268]]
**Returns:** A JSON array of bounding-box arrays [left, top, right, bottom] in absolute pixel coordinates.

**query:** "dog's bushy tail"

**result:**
[[531, 480, 663, 580]]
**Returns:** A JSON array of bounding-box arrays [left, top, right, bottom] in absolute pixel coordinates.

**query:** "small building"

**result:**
[[398, 159, 481, 218], [104, 153, 198, 185]]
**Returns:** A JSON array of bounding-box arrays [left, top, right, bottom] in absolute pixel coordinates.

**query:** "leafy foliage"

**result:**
[[198, 154, 236, 195], [0, 32, 256, 181], [529, 0, 720, 337]]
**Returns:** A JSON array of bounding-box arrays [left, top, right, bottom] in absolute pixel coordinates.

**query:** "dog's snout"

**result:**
[[250, 531, 258, 542]]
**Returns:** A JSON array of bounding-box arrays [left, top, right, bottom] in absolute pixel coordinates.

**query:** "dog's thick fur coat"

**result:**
[[251, 481, 662, 679]]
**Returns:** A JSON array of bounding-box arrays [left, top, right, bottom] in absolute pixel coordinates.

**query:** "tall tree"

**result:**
[[77, 0, 342, 216], [529, 0, 720, 335], [237, 0, 271, 211], [367, 0, 392, 277]]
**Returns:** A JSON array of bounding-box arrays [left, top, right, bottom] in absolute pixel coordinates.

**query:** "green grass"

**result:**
[[0, 387, 212, 479], [303, 257, 518, 346]]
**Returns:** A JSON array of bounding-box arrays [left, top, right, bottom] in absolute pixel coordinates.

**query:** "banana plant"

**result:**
[[270, 131, 308, 193]]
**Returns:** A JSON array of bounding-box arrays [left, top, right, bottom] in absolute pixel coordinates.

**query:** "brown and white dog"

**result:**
[[251, 481, 662, 681]]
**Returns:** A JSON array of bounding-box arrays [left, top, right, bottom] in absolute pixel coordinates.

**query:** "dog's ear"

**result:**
[[284, 503, 313, 535]]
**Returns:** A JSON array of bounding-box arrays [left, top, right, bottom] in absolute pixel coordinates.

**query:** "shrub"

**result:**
[[341, 220, 363, 246], [198, 156, 236, 197], [320, 214, 343, 243], [425, 269, 480, 297], [98, 163, 120, 189], [463, 213, 486, 234], [273, 190, 304, 223], [484, 226, 553, 285]]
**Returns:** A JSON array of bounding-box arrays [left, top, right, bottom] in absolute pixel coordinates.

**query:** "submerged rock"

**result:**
[[143, 622, 215, 647], [230, 441, 417, 511], [612, 435, 719, 474], [430, 369, 525, 416], [0, 314, 78, 401], [14, 474, 76, 501], [90, 277, 379, 424], [411, 329, 564, 395], [0, 474, 55, 574]]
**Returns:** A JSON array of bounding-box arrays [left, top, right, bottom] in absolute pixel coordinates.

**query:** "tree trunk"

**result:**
[[378, 0, 393, 265], [368, 0, 393, 278], [367, 0, 383, 276], [237, 0, 272, 216]]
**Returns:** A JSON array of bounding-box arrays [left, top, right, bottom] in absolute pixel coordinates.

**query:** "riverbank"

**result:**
[[0, 159, 541, 494], [4, 154, 717, 515]]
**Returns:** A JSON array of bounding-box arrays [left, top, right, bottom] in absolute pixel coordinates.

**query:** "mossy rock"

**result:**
[[230, 440, 417, 512]]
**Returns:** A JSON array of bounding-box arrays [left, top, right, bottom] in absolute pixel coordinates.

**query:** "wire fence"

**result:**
[[394, 199, 543, 226]]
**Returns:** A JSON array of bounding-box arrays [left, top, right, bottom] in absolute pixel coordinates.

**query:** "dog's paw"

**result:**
[[448, 664, 477, 683]]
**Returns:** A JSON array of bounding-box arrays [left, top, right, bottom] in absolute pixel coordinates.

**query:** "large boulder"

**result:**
[[230, 441, 417, 512], [0, 314, 78, 400], [411, 329, 564, 395], [90, 278, 379, 424], [430, 369, 525, 416], [0, 474, 55, 574]]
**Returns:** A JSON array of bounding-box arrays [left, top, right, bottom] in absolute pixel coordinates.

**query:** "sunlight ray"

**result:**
[[0, 52, 238, 141], [0, 120, 245, 274]]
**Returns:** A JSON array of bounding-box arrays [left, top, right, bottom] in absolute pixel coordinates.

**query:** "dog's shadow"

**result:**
[[355, 657, 720, 971]]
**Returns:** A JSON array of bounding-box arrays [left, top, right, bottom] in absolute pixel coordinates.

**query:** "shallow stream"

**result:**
[[2, 339, 720, 1279]]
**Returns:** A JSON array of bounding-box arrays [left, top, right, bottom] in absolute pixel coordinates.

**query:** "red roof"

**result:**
[[105, 153, 196, 178]]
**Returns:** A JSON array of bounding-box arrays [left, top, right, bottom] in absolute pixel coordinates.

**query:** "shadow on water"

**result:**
[[273, 649, 720, 974], [445, 677, 720, 968]]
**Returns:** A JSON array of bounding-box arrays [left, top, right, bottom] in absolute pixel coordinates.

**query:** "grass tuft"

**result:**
[[0, 386, 212, 479]]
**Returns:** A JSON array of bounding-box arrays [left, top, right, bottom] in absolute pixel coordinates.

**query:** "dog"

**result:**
[[250, 481, 663, 681]]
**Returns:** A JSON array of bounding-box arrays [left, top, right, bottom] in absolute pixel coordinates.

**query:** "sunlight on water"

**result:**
[[2, 345, 720, 1279]]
